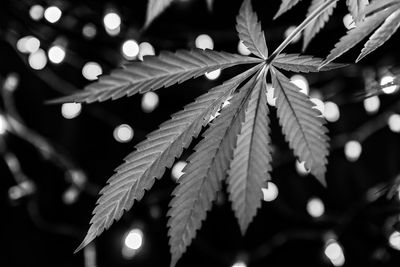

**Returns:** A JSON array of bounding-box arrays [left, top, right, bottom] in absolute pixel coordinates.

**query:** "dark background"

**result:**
[[1, 0, 400, 266]]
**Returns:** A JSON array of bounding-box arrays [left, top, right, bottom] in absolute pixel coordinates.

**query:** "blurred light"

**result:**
[[62, 187, 79, 205], [237, 40, 251, 56], [28, 49, 47, 70], [389, 231, 400, 250], [324, 101, 340, 122], [388, 113, 400, 133], [262, 182, 279, 202], [29, 5, 44, 21], [48, 45, 66, 64], [141, 92, 159, 113], [363, 96, 380, 114], [82, 62, 102, 80], [82, 23, 97, 39], [310, 98, 325, 115], [138, 42, 155, 60], [4, 73, 19, 92], [343, 14, 355, 30], [290, 75, 309, 95], [44, 6, 62, 23], [296, 160, 309, 176], [324, 240, 345, 266], [306, 197, 325, 218], [195, 34, 214, 50], [232, 261, 247, 267], [114, 124, 134, 143], [0, 114, 8, 135], [16, 36, 40, 54], [284, 25, 301, 43], [266, 84, 276, 106], [205, 69, 221, 80], [61, 103, 82, 119], [8, 180, 36, 201], [122, 39, 139, 60], [344, 140, 362, 162], [69, 170, 87, 188], [124, 229, 143, 250], [171, 161, 187, 181], [380, 75, 399, 94], [103, 12, 121, 31]]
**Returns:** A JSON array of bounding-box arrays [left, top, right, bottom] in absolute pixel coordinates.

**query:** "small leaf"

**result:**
[[51, 49, 262, 104], [167, 72, 260, 267], [272, 53, 346, 73], [271, 67, 329, 184], [346, 0, 369, 23], [357, 9, 400, 62], [236, 0, 269, 59], [75, 64, 263, 252], [303, 0, 338, 51], [145, 0, 174, 28], [227, 71, 272, 235], [274, 0, 303, 19]]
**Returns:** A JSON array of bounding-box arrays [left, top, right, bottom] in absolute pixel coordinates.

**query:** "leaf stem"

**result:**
[[267, 0, 338, 64]]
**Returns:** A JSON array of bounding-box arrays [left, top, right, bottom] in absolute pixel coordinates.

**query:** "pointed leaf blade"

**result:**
[[145, 0, 174, 28], [274, 0, 303, 19]]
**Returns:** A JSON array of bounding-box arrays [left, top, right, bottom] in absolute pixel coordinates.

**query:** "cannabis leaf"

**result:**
[[274, 0, 303, 19], [145, 0, 174, 28], [347, 0, 369, 23], [272, 53, 345, 72]]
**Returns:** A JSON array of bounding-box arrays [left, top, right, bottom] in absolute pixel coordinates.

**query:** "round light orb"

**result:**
[[324, 101, 340, 122], [324, 240, 345, 266], [103, 12, 121, 31], [306, 197, 325, 218], [4, 73, 19, 92], [344, 140, 362, 162], [266, 84, 276, 106], [389, 231, 400, 250], [141, 92, 159, 113], [232, 261, 247, 267], [262, 182, 279, 202], [380, 75, 399, 94], [171, 161, 187, 181], [122, 39, 139, 60], [388, 113, 400, 133], [284, 25, 301, 43], [44, 6, 62, 23], [82, 62, 102, 81], [238, 40, 251, 56], [296, 160, 310, 176], [114, 124, 134, 143], [343, 14, 355, 30], [363, 96, 380, 114], [62, 187, 79, 205], [28, 49, 47, 70], [30, 5, 44, 21], [290, 75, 309, 95], [124, 229, 143, 250], [138, 42, 155, 60], [205, 69, 221, 80], [61, 103, 82, 119], [48, 45, 66, 64], [82, 23, 97, 39], [195, 34, 214, 50]]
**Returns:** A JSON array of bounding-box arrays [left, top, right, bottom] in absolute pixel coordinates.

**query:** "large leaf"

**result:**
[[167, 72, 260, 267], [74, 64, 263, 252], [236, 0, 268, 59], [271, 67, 329, 184], [274, 0, 303, 19], [357, 9, 400, 62], [272, 53, 345, 72], [227, 71, 272, 235], [52, 49, 261, 104], [145, 0, 174, 28], [303, 0, 338, 51], [363, 0, 400, 17], [346, 0, 369, 23], [320, 7, 396, 68]]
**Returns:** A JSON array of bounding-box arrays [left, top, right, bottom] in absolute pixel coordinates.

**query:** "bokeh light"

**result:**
[[61, 103, 82, 119], [28, 49, 47, 70], [380, 75, 399, 94], [237, 40, 251, 56], [344, 140, 362, 162], [205, 69, 221, 80], [103, 12, 121, 31], [82, 62, 102, 81], [262, 182, 279, 202], [324, 101, 340, 122], [284, 25, 301, 43], [48, 45, 66, 64], [141, 92, 159, 113], [363, 96, 380, 114], [306, 197, 325, 218], [324, 240, 345, 266], [29, 5, 44, 21], [388, 113, 400, 133], [195, 34, 214, 50], [122, 39, 139, 60], [171, 161, 187, 181], [44, 6, 62, 23], [290, 75, 309, 95], [138, 42, 156, 60], [114, 124, 134, 143], [389, 231, 400, 250], [342, 14, 355, 30]]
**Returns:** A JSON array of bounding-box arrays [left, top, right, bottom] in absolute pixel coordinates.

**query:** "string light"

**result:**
[[103, 12, 121, 31], [48, 45, 66, 64], [29, 5, 44, 21], [324, 239, 345, 266], [113, 124, 134, 143], [284, 25, 301, 43], [82, 62, 102, 80], [324, 101, 340, 122], [122, 39, 139, 60], [3, 73, 19, 92], [266, 84, 276, 106], [141, 92, 159, 113], [344, 140, 362, 162], [171, 161, 187, 181], [237, 40, 251, 56], [82, 23, 97, 39], [262, 182, 279, 202], [44, 6, 62, 23], [306, 197, 325, 218], [28, 49, 47, 70], [290, 75, 309, 95], [296, 160, 309, 176], [232, 261, 247, 267], [138, 42, 155, 61], [0, 114, 8, 135], [61, 103, 82, 119], [363, 96, 380, 114], [389, 231, 400, 250], [380, 74, 399, 94], [388, 113, 400, 133], [195, 34, 214, 50], [343, 14, 355, 30], [205, 69, 221, 80]]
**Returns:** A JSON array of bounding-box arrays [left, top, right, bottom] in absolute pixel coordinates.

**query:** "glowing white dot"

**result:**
[[232, 261, 247, 267], [82, 23, 97, 39], [103, 12, 121, 31], [284, 25, 301, 43], [389, 231, 400, 250], [122, 39, 139, 60], [82, 62, 102, 81], [138, 42, 155, 60], [296, 160, 309, 176], [48, 45, 66, 64], [0, 114, 8, 135], [205, 69, 221, 80], [62, 187, 79, 205], [380, 75, 399, 94], [262, 182, 279, 202], [61, 103, 82, 119], [344, 140, 362, 162], [363, 96, 380, 114], [4, 73, 19, 92], [29, 5, 44, 21], [124, 229, 143, 250], [388, 114, 400, 133], [266, 84, 276, 106], [195, 34, 214, 50], [324, 240, 345, 266], [237, 40, 251, 56], [17, 36, 40, 54], [141, 92, 159, 113], [310, 98, 325, 115], [114, 124, 134, 143], [171, 161, 187, 181], [343, 14, 355, 30], [306, 197, 325, 218], [44, 6, 62, 23], [324, 101, 340, 122], [28, 49, 47, 70], [291, 75, 309, 95]]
